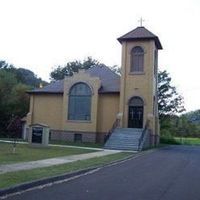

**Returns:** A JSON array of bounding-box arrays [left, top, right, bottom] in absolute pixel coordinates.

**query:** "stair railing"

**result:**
[[138, 120, 150, 151], [104, 118, 120, 143]]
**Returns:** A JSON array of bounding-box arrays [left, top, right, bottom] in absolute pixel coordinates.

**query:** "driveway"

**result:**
[[4, 146, 200, 200]]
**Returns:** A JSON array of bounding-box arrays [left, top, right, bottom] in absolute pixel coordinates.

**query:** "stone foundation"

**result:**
[[143, 129, 160, 149], [96, 132, 107, 143], [149, 133, 160, 147], [50, 130, 100, 143]]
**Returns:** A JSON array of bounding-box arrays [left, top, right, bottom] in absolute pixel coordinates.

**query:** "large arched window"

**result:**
[[131, 46, 144, 72], [68, 83, 92, 121]]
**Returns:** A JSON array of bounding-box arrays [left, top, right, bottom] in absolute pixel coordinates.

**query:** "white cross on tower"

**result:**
[[138, 17, 145, 27]]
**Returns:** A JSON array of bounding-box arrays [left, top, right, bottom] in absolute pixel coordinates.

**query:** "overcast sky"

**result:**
[[0, 0, 199, 112]]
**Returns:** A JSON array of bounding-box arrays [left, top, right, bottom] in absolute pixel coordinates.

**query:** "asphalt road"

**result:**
[[4, 146, 200, 200]]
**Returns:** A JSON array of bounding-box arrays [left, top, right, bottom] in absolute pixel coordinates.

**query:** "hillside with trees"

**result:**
[[0, 60, 47, 136], [157, 70, 200, 141], [184, 110, 200, 125]]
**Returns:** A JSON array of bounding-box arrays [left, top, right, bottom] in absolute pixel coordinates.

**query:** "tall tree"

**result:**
[[158, 70, 185, 117], [0, 60, 45, 136], [0, 70, 18, 135], [50, 57, 107, 80]]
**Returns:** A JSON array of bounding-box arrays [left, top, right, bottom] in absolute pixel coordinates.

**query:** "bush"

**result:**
[[160, 129, 180, 144]]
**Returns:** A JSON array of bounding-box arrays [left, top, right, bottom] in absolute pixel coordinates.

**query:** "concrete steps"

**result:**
[[104, 128, 143, 151]]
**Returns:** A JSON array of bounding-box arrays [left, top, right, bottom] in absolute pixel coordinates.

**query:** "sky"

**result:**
[[0, 0, 199, 112]]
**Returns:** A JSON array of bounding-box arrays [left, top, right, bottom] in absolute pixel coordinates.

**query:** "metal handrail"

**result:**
[[104, 118, 120, 143], [138, 120, 150, 151]]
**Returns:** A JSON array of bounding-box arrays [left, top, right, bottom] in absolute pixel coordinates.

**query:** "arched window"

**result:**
[[131, 46, 144, 72], [68, 83, 92, 121], [129, 96, 144, 106]]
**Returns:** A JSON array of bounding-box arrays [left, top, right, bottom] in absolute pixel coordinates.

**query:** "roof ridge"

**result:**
[[86, 65, 120, 78], [118, 26, 156, 40], [117, 26, 162, 49]]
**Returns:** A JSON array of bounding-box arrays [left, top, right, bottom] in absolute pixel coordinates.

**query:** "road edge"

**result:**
[[0, 147, 159, 198]]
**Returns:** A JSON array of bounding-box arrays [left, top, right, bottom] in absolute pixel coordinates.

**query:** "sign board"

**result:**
[[32, 127, 43, 143], [29, 124, 49, 146]]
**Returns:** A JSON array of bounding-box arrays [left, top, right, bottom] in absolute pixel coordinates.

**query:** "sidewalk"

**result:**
[[0, 150, 121, 174]]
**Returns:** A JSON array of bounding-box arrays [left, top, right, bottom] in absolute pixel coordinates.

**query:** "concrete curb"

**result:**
[[0, 148, 160, 198], [0, 167, 96, 197]]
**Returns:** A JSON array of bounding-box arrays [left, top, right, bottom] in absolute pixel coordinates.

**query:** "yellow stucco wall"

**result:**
[[28, 94, 63, 130], [97, 94, 120, 133], [28, 92, 119, 135], [119, 40, 158, 134]]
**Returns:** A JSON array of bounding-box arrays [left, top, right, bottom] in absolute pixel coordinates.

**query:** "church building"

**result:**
[[27, 26, 162, 150]]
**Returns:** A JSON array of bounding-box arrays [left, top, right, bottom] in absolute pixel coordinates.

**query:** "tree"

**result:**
[[0, 60, 49, 137], [0, 67, 31, 136], [50, 57, 111, 80], [158, 70, 185, 118], [7, 116, 22, 153], [0, 70, 18, 135]]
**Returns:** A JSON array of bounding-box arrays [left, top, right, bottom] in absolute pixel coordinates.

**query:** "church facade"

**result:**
[[27, 26, 162, 146]]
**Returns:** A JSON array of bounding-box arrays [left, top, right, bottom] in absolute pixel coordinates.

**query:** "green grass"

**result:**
[[49, 140, 103, 148], [0, 152, 133, 189], [160, 136, 200, 145], [0, 137, 25, 142], [174, 137, 200, 145], [0, 142, 95, 165], [0, 138, 104, 148]]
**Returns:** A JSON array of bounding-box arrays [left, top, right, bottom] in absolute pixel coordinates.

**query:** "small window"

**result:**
[[68, 83, 92, 121], [74, 134, 82, 142], [131, 46, 144, 72]]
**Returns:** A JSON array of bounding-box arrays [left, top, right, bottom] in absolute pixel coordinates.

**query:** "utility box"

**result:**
[[29, 124, 49, 146]]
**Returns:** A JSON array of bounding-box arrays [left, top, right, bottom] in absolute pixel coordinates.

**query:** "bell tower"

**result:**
[[118, 26, 162, 144]]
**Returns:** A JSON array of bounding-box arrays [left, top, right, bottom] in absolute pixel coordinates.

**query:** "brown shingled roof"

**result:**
[[28, 65, 120, 94], [118, 26, 162, 49]]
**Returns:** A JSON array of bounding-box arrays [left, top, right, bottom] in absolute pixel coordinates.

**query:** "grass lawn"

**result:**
[[174, 137, 200, 145], [49, 140, 103, 148], [0, 152, 133, 189], [160, 136, 200, 145], [0, 138, 103, 148], [0, 142, 96, 165]]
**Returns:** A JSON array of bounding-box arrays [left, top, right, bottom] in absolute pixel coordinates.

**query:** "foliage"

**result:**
[[158, 70, 185, 117], [160, 112, 200, 140], [50, 57, 118, 80], [7, 116, 23, 153], [160, 136, 200, 145], [184, 109, 200, 125], [0, 60, 47, 136], [0, 69, 31, 135], [0, 70, 18, 135], [0, 61, 47, 87]]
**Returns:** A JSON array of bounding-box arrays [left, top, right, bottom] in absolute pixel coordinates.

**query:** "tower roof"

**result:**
[[117, 26, 162, 49]]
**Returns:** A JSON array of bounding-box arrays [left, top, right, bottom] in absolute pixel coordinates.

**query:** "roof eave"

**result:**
[[117, 37, 162, 49], [27, 91, 63, 94], [98, 91, 120, 94]]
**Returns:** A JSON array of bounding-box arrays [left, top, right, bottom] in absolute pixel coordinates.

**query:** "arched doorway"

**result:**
[[128, 96, 144, 128]]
